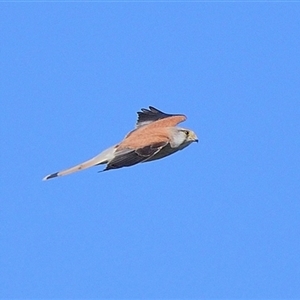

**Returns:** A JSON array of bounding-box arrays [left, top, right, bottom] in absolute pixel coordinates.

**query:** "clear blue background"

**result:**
[[1, 3, 300, 299]]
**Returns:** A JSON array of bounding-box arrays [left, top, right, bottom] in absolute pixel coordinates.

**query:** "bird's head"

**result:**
[[180, 129, 198, 143], [172, 127, 198, 147], [169, 127, 198, 149]]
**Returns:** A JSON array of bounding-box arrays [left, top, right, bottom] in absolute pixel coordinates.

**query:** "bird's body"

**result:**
[[43, 106, 198, 180]]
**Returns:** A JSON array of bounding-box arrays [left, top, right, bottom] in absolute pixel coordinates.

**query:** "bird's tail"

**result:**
[[43, 145, 117, 180]]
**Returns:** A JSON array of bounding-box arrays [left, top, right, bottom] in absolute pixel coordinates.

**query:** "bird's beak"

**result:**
[[192, 133, 198, 143], [188, 131, 198, 143]]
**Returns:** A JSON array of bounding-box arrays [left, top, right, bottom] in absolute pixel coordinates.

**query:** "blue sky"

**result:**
[[1, 3, 300, 299]]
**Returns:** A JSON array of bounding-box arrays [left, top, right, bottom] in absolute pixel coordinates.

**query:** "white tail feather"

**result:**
[[43, 145, 117, 180]]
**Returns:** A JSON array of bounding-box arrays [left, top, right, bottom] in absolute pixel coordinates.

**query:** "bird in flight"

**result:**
[[43, 106, 198, 180]]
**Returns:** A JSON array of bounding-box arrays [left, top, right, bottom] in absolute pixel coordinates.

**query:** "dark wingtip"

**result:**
[[43, 172, 59, 181], [148, 106, 161, 112], [137, 106, 175, 126]]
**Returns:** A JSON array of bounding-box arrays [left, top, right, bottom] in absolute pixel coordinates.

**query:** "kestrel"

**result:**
[[43, 106, 198, 180]]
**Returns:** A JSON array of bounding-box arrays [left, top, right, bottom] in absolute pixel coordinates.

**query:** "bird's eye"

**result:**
[[184, 130, 189, 136]]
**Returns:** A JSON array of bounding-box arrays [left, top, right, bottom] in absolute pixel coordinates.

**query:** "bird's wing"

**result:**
[[136, 106, 186, 128], [104, 141, 168, 171], [119, 126, 172, 150], [125, 107, 186, 139]]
